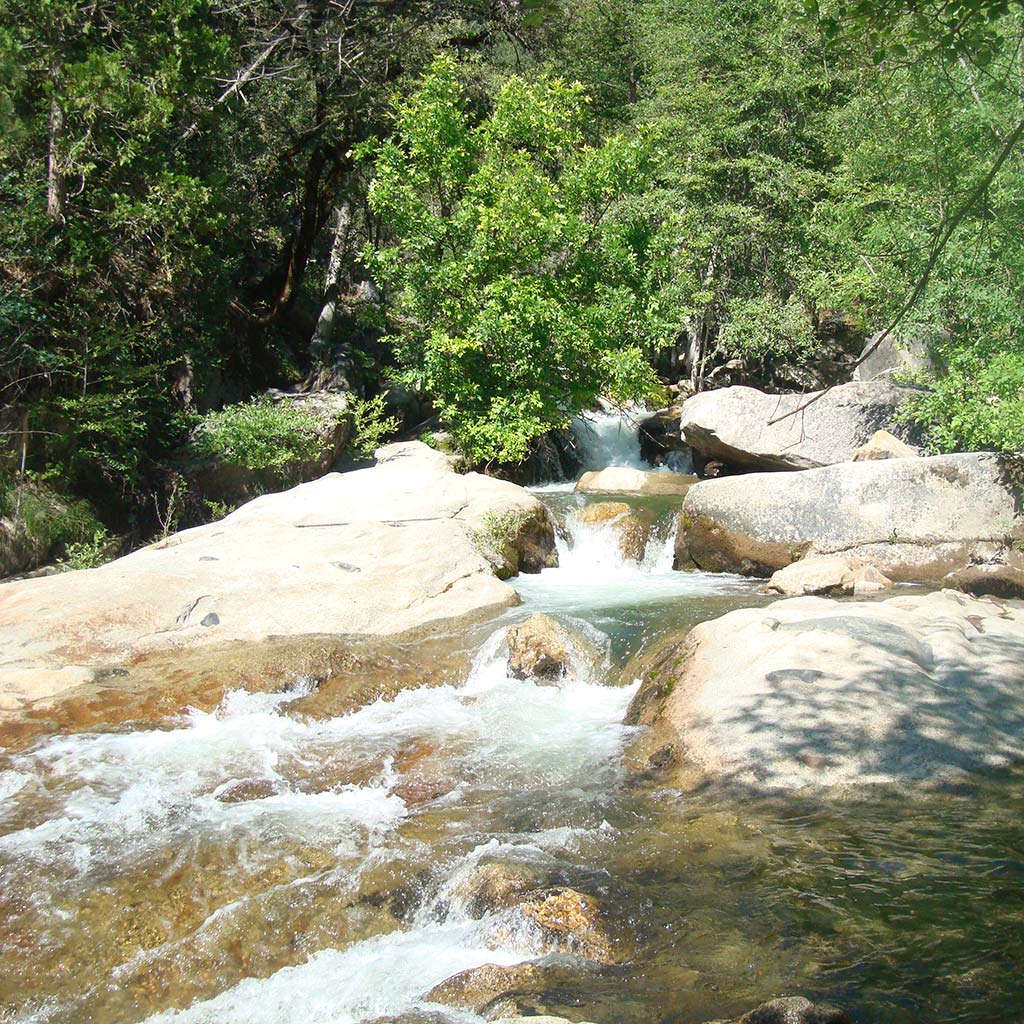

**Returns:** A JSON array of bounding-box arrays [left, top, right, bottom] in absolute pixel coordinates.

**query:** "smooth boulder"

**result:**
[[943, 563, 1024, 600], [679, 452, 1023, 581], [711, 996, 852, 1024], [679, 381, 920, 472], [576, 467, 695, 496], [0, 442, 555, 729], [764, 555, 893, 597], [626, 590, 1024, 790]]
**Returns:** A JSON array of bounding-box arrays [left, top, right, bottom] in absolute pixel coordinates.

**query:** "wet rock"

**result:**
[[506, 614, 600, 683], [627, 590, 1024, 790], [443, 861, 540, 918], [680, 381, 921, 473], [576, 468, 696, 497], [680, 452, 1024, 582], [851, 429, 920, 461], [942, 563, 1024, 601], [491, 887, 633, 965], [578, 503, 650, 562], [764, 555, 894, 597], [424, 961, 548, 1014], [638, 406, 690, 467], [719, 995, 853, 1024], [0, 442, 552, 735]]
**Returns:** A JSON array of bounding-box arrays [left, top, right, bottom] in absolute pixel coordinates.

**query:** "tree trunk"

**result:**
[[46, 58, 66, 227], [302, 203, 360, 393]]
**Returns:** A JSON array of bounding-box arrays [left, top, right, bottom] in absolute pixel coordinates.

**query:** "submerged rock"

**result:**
[[764, 554, 893, 597], [680, 381, 920, 473], [0, 442, 555, 736], [442, 862, 540, 918], [680, 452, 1023, 581], [711, 996, 852, 1024], [506, 613, 600, 682], [576, 467, 695, 497], [627, 590, 1024, 790]]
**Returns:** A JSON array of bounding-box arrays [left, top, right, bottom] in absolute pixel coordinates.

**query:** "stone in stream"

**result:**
[[485, 886, 634, 966], [678, 452, 1024, 581], [577, 501, 651, 562], [441, 861, 541, 918], [576, 467, 696, 497], [626, 590, 1024, 791], [764, 554, 893, 597], [679, 381, 922, 473], [506, 613, 601, 683], [710, 996, 852, 1024], [424, 961, 551, 1016], [0, 441, 556, 745]]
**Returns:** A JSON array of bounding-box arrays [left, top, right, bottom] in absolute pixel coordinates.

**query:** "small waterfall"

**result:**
[[553, 507, 679, 580], [570, 408, 650, 471]]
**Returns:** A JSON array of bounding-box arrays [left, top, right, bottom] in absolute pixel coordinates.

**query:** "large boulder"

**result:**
[[626, 590, 1024, 790], [679, 381, 921, 473], [942, 563, 1024, 601], [679, 452, 1024, 582], [0, 442, 555, 735], [576, 467, 696, 497]]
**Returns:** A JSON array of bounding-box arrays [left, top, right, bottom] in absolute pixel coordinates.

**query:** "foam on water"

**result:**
[[571, 407, 649, 471], [142, 919, 531, 1024]]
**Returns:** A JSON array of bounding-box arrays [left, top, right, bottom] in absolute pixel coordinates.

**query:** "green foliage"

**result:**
[[361, 57, 668, 463], [192, 397, 331, 472], [347, 394, 400, 460], [59, 528, 111, 571], [718, 295, 820, 362]]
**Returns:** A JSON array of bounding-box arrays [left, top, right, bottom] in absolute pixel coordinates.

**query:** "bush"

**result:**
[[717, 295, 819, 363], [347, 394, 400, 460], [191, 396, 332, 471]]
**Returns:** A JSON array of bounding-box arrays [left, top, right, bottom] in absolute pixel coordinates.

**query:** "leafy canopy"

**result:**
[[361, 57, 672, 463]]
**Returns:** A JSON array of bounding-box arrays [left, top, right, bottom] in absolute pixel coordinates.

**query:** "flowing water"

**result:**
[[2, 413, 1023, 1024]]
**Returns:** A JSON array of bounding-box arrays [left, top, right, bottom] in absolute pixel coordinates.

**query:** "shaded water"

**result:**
[[2, 417, 1023, 1024]]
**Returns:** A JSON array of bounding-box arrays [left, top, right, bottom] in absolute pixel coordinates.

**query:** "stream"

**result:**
[[2, 412, 1023, 1024]]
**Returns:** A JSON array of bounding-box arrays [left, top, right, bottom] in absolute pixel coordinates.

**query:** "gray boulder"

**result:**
[[679, 452, 1023, 582], [852, 326, 944, 383], [626, 590, 1024, 790], [679, 381, 921, 473]]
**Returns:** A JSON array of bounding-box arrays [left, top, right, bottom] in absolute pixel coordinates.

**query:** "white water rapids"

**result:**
[[0, 410, 762, 1024]]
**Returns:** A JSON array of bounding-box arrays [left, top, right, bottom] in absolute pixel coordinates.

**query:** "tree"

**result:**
[[361, 57, 672, 462]]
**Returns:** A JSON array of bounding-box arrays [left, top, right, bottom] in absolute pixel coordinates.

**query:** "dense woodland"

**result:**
[[1, 0, 1023, 551]]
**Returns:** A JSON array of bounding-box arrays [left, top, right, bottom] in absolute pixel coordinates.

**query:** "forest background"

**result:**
[[1, 0, 1022, 556]]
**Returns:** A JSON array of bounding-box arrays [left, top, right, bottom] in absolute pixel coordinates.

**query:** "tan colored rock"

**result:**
[[504, 887, 632, 965], [576, 467, 695, 497], [0, 442, 555, 734], [942, 563, 1024, 601], [852, 429, 920, 461], [506, 613, 599, 682], [442, 862, 539, 918], [627, 590, 1024, 790], [764, 555, 894, 597], [577, 502, 650, 562], [681, 452, 1023, 581], [424, 962, 547, 1014], [480, 887, 633, 966]]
